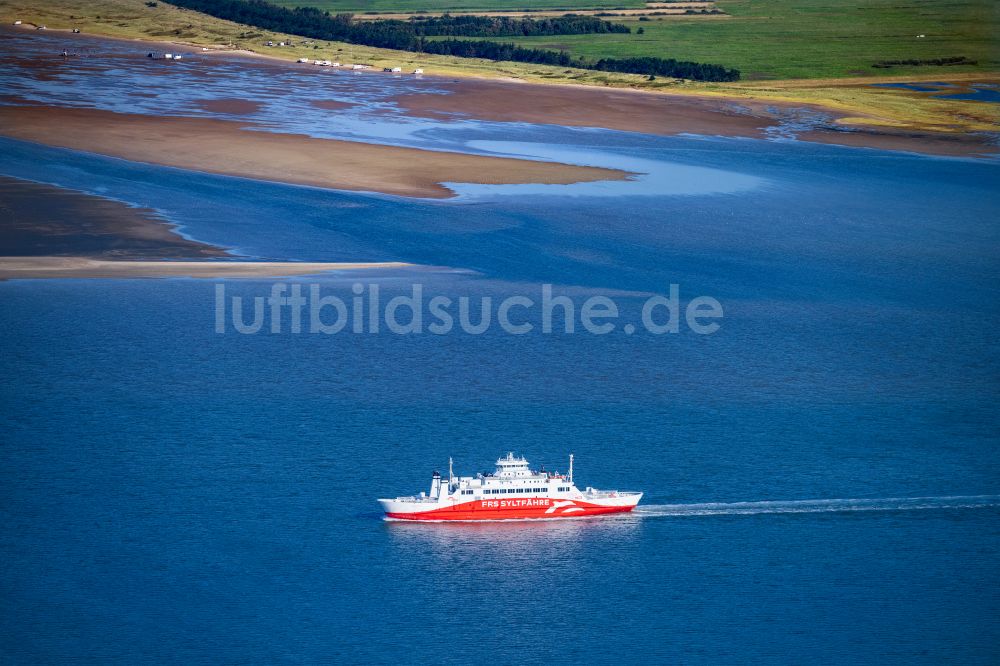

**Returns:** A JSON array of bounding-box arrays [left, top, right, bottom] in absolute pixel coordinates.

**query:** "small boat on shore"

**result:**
[[379, 453, 642, 522]]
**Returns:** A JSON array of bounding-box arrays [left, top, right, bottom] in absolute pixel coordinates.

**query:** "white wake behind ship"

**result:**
[[378, 453, 642, 521]]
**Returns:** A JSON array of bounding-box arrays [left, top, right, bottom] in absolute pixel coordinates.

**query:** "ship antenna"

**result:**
[[569, 453, 574, 484]]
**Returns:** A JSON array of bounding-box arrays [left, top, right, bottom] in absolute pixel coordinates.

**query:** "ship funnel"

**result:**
[[430, 470, 441, 499]]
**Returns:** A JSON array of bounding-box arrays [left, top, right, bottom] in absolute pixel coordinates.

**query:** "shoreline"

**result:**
[[2, 23, 996, 156]]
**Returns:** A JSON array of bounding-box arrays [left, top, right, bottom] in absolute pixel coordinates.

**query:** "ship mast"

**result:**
[[448, 457, 454, 488], [569, 453, 574, 483]]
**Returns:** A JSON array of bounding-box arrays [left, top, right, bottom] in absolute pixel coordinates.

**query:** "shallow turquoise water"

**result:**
[[1, 28, 1000, 664]]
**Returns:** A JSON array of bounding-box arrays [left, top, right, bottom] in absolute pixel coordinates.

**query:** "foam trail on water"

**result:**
[[634, 495, 1000, 518]]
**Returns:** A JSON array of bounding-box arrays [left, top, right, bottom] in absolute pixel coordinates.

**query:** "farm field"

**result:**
[[435, 0, 999, 80]]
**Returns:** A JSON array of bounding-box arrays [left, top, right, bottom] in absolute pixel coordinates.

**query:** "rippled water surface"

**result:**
[[1, 28, 999, 665]]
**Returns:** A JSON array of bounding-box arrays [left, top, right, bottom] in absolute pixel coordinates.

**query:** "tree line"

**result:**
[[162, 0, 740, 81], [407, 14, 631, 37], [872, 56, 975, 69]]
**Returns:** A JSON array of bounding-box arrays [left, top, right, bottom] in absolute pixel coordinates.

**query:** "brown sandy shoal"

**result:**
[[396, 78, 774, 139], [309, 99, 354, 111], [194, 98, 262, 115], [0, 106, 629, 198], [0, 175, 227, 259], [0, 256, 415, 280], [796, 128, 995, 158], [395, 78, 998, 157], [0, 177, 420, 278]]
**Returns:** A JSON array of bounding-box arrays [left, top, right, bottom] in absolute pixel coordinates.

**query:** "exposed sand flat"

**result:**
[[0, 175, 418, 279], [193, 98, 263, 115], [0, 256, 414, 280], [395, 78, 999, 157], [0, 175, 228, 259], [396, 79, 774, 139], [0, 106, 629, 199], [795, 129, 993, 158]]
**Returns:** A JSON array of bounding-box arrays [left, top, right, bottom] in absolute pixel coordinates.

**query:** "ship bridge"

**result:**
[[494, 452, 534, 478]]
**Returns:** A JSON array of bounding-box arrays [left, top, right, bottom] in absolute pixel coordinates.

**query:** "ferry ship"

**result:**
[[378, 453, 643, 521]]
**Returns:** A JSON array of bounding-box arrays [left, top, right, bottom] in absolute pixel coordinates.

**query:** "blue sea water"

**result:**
[[2, 29, 1000, 664], [872, 81, 1000, 104]]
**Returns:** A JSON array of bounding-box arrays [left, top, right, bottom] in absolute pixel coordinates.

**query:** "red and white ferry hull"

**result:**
[[380, 494, 642, 522]]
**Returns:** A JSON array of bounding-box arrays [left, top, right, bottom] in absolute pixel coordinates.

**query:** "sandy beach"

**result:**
[[0, 106, 630, 199], [0, 256, 415, 280]]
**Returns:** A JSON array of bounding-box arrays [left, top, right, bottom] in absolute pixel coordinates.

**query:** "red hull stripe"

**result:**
[[385, 498, 636, 521]]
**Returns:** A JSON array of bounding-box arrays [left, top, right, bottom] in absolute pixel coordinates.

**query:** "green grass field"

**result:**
[[267, 0, 644, 12], [431, 0, 999, 80]]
